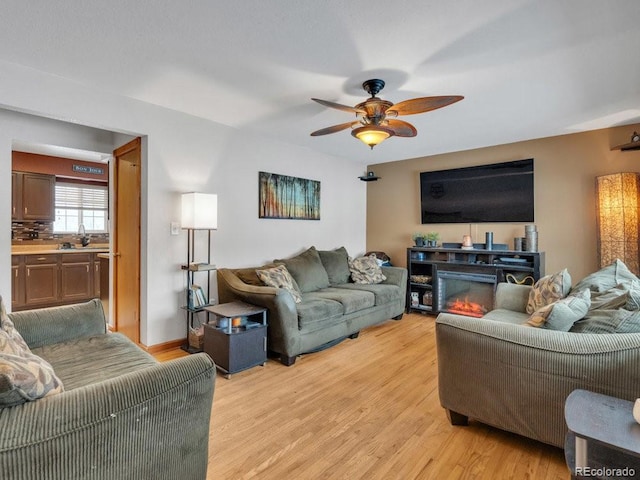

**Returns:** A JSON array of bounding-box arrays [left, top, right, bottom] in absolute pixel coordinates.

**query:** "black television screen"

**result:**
[[420, 159, 534, 224]]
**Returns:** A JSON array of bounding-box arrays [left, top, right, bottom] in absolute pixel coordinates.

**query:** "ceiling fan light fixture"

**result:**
[[351, 125, 395, 149]]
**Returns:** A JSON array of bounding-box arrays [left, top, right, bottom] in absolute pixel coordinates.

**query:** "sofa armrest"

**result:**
[[435, 314, 640, 446], [494, 282, 531, 312], [0, 353, 216, 480], [8, 299, 107, 349], [217, 269, 301, 356], [381, 266, 407, 289]]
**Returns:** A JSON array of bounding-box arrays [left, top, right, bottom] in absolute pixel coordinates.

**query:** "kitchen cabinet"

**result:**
[[24, 254, 59, 307], [11, 255, 25, 309], [60, 253, 93, 302], [12, 171, 55, 222], [12, 251, 107, 311]]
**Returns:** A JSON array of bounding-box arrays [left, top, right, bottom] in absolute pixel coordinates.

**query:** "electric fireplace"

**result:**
[[436, 271, 496, 317]]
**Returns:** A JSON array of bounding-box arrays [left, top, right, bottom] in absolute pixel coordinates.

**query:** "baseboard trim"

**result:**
[[142, 338, 186, 354]]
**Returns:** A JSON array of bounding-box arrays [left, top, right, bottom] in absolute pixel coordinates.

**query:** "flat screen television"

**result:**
[[420, 159, 534, 224]]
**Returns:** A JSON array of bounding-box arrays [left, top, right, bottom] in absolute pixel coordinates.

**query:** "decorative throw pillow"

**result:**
[[274, 246, 330, 293], [0, 295, 29, 352], [256, 265, 303, 303], [526, 288, 590, 331], [627, 280, 640, 311], [526, 268, 572, 314], [318, 247, 351, 285], [349, 255, 387, 285], [0, 329, 64, 407], [573, 259, 639, 293]]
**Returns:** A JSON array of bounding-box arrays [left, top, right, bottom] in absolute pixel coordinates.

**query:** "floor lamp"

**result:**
[[596, 173, 640, 274]]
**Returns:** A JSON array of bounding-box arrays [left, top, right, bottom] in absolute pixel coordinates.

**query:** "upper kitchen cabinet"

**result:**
[[12, 171, 55, 222]]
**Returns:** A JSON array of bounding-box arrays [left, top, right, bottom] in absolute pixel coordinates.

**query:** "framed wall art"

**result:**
[[259, 171, 320, 220]]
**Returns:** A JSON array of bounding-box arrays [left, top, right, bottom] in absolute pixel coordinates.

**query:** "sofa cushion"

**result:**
[[526, 268, 571, 314], [304, 287, 375, 315], [587, 283, 632, 311], [348, 255, 387, 284], [0, 329, 64, 407], [570, 309, 640, 334], [32, 333, 157, 391], [296, 297, 344, 332], [573, 259, 639, 293], [336, 283, 402, 306], [256, 264, 302, 303], [275, 246, 330, 293], [318, 247, 351, 285], [483, 309, 530, 325], [525, 288, 590, 331]]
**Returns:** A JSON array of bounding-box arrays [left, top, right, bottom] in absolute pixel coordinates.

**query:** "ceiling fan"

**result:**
[[311, 79, 463, 149]]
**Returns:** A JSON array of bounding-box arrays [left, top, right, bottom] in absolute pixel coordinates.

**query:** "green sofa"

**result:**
[[217, 247, 407, 365], [436, 261, 640, 447], [0, 299, 216, 480]]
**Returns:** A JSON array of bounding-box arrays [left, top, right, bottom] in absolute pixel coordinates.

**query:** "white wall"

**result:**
[[0, 60, 366, 347]]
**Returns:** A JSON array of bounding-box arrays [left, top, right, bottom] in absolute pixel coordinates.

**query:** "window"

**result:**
[[54, 182, 108, 233]]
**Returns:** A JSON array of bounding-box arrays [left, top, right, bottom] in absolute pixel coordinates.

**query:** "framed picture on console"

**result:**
[[258, 171, 320, 220]]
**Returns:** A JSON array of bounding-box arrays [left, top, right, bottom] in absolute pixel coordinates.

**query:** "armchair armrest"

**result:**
[[8, 299, 107, 349], [435, 314, 640, 447], [0, 353, 216, 480], [494, 282, 531, 312]]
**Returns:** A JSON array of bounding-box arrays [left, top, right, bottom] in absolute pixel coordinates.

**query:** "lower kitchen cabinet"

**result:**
[[12, 252, 104, 311]]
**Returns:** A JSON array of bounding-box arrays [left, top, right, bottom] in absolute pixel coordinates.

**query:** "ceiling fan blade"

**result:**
[[386, 95, 464, 116], [312, 98, 366, 114], [386, 119, 417, 137], [310, 121, 359, 136]]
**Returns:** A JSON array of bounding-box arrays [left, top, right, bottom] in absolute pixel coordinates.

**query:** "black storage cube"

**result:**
[[204, 323, 267, 375]]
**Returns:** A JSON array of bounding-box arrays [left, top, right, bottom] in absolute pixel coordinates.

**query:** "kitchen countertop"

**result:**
[[12, 244, 110, 255]]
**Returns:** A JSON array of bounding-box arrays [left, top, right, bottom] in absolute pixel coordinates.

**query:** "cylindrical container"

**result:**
[[525, 224, 537, 233], [485, 232, 493, 250], [525, 231, 538, 252], [514, 237, 522, 251]]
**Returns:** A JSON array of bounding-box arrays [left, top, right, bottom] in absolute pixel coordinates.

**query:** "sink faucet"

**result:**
[[78, 224, 90, 247]]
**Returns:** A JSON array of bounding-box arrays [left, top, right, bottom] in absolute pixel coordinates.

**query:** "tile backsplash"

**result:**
[[12, 221, 109, 244]]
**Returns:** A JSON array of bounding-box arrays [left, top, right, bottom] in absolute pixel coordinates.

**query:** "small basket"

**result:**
[[188, 326, 204, 350]]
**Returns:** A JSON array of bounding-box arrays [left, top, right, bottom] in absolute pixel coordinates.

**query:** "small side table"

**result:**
[[565, 389, 640, 479], [203, 301, 267, 378]]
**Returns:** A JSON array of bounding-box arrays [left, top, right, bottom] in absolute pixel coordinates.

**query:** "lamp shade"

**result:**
[[596, 173, 640, 274], [351, 125, 395, 149], [181, 193, 218, 229]]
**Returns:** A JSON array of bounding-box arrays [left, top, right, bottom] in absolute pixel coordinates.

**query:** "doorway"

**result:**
[[113, 138, 142, 344]]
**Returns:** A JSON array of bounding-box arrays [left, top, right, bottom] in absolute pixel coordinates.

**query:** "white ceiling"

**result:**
[[1, 0, 639, 164]]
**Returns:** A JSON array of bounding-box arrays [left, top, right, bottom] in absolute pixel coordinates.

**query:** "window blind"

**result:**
[[55, 183, 108, 210]]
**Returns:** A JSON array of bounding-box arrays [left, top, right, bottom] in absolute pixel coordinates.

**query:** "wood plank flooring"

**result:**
[[155, 313, 569, 479]]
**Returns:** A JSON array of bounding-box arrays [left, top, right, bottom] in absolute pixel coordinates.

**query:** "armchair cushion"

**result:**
[[573, 259, 639, 293]]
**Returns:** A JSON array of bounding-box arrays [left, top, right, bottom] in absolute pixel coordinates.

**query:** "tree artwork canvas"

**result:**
[[259, 172, 320, 220]]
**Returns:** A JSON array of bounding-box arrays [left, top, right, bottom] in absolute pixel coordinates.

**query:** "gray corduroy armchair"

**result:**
[[436, 282, 640, 447], [1, 299, 216, 480]]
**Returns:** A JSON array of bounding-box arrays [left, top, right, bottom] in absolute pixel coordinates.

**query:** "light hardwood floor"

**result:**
[[155, 313, 569, 479]]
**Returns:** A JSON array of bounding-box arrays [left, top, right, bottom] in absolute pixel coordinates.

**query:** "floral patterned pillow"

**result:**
[[526, 288, 590, 331], [526, 268, 572, 314], [256, 265, 303, 303], [349, 255, 387, 285], [0, 295, 30, 352], [0, 329, 64, 407]]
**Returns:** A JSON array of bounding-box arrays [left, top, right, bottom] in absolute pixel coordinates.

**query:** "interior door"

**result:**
[[113, 138, 141, 344]]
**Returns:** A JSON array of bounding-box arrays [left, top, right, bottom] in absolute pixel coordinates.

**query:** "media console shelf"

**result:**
[[406, 247, 545, 315]]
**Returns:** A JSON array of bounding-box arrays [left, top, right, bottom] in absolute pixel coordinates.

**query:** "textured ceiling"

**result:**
[[1, 0, 639, 164]]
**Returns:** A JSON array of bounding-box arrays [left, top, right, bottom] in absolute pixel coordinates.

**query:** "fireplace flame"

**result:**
[[447, 297, 488, 318]]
